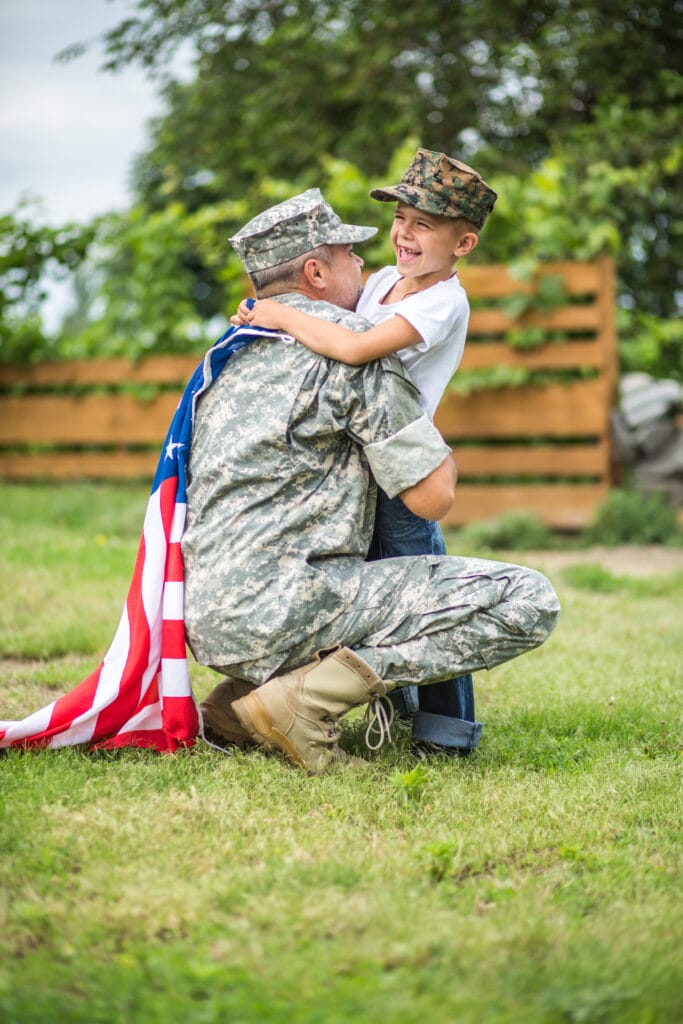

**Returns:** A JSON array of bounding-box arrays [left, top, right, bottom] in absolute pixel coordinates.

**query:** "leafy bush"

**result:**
[[454, 511, 555, 552], [2, 141, 679, 377], [586, 488, 681, 545]]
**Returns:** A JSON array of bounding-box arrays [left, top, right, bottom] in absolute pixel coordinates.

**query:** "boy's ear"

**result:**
[[453, 231, 479, 258]]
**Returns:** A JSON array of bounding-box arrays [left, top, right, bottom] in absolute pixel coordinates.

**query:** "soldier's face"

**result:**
[[326, 244, 365, 310]]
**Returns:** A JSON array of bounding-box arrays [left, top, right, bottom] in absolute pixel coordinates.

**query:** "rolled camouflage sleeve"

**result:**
[[328, 354, 451, 499], [364, 413, 451, 498]]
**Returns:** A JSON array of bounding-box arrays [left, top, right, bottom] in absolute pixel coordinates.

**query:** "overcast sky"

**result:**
[[0, 0, 167, 225]]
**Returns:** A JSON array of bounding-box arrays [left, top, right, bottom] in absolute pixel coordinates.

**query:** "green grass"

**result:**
[[1, 484, 681, 1024]]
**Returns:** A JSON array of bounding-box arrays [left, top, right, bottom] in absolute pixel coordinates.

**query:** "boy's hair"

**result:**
[[448, 215, 480, 237], [371, 148, 497, 229]]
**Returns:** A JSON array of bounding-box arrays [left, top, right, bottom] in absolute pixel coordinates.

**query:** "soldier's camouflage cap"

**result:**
[[370, 148, 497, 229], [229, 188, 378, 272]]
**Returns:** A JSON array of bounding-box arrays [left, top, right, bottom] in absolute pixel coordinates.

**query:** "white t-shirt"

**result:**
[[356, 265, 470, 418]]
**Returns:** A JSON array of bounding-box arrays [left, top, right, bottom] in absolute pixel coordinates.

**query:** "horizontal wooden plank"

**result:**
[[435, 379, 611, 439], [440, 483, 610, 529], [0, 355, 199, 388], [0, 393, 180, 445], [2, 381, 613, 446], [458, 259, 608, 298], [459, 340, 609, 371], [0, 451, 158, 481], [0, 442, 610, 484], [453, 442, 609, 478], [467, 304, 602, 336]]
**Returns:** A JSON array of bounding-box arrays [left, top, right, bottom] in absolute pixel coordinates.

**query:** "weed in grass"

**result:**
[[389, 763, 430, 803]]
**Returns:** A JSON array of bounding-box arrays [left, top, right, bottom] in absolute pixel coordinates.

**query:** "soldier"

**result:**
[[182, 188, 560, 774], [232, 149, 497, 759]]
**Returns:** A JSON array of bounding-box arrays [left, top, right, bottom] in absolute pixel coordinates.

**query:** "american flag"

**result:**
[[0, 324, 273, 753]]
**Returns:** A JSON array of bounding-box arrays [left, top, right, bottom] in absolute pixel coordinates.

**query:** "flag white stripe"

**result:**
[[92, 605, 131, 710], [162, 582, 184, 620], [161, 658, 192, 697], [0, 702, 55, 742], [170, 502, 186, 543], [118, 703, 163, 734], [141, 488, 166, 673]]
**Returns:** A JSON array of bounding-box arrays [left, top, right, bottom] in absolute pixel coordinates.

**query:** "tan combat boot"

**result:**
[[231, 647, 389, 774], [200, 678, 260, 751]]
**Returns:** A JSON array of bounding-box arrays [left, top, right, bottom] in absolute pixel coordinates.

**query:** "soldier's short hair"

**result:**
[[249, 244, 335, 295]]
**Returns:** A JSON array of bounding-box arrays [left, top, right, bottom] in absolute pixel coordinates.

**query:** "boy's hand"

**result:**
[[229, 298, 288, 330], [229, 299, 254, 326]]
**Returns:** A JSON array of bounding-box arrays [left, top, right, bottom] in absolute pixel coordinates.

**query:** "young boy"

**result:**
[[235, 148, 497, 757]]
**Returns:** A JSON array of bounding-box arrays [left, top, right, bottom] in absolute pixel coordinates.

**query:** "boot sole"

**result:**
[[232, 692, 306, 768], [200, 699, 256, 749]]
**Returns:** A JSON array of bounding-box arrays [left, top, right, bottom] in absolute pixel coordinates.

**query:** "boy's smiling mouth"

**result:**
[[397, 245, 420, 261]]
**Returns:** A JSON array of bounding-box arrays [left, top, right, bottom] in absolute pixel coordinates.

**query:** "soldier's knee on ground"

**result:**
[[522, 567, 561, 647]]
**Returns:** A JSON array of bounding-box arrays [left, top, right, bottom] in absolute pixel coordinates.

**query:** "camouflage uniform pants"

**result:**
[[221, 555, 560, 686]]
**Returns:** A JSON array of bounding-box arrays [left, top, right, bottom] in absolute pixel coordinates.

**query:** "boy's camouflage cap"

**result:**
[[370, 148, 497, 229], [229, 188, 378, 272]]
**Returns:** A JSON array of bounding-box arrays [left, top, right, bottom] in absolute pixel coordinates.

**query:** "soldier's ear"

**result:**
[[303, 257, 329, 292]]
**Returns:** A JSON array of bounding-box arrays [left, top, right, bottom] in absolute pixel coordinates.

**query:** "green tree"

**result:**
[[77, 2, 680, 185], [0, 201, 93, 363], [63, 0, 681, 324]]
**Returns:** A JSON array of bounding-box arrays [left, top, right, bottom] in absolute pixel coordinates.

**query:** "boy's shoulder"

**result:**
[[401, 272, 469, 314]]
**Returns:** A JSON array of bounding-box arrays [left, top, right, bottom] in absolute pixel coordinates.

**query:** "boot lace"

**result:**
[[363, 694, 394, 751]]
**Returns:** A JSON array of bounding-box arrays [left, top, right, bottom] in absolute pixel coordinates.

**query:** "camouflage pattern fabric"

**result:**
[[370, 148, 498, 228], [223, 553, 560, 687], [182, 293, 560, 686], [229, 188, 377, 272]]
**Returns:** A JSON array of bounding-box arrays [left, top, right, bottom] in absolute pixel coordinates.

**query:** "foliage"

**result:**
[[1, 482, 682, 1023], [618, 309, 683, 382], [1, 140, 679, 378], [453, 511, 555, 552], [586, 488, 682, 546], [74, 0, 682, 329], [0, 200, 93, 364], [79, 2, 680, 203], [3, 0, 681, 372], [57, 200, 249, 360], [559, 563, 683, 597], [0, 154, 398, 363]]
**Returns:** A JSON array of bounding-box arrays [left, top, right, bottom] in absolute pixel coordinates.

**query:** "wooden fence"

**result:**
[[0, 257, 617, 529]]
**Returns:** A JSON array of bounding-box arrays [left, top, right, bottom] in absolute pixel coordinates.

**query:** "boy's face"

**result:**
[[390, 202, 476, 282]]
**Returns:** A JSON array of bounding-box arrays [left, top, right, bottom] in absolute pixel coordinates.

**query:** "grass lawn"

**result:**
[[1, 483, 681, 1024]]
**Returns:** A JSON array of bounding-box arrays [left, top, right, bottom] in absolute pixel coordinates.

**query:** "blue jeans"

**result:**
[[367, 490, 484, 753]]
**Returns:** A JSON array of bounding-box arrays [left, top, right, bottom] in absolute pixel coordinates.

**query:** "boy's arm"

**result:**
[[237, 298, 421, 364]]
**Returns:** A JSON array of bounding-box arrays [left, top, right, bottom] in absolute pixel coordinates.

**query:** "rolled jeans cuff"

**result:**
[[412, 711, 484, 751]]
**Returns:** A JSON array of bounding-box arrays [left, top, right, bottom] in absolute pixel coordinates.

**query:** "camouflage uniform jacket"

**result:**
[[181, 293, 451, 681]]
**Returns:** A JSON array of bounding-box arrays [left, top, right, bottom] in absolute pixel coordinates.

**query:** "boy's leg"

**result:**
[[368, 489, 483, 756]]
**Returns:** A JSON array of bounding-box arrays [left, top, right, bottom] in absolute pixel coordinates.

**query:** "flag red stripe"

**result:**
[[161, 620, 186, 658], [166, 542, 184, 582]]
